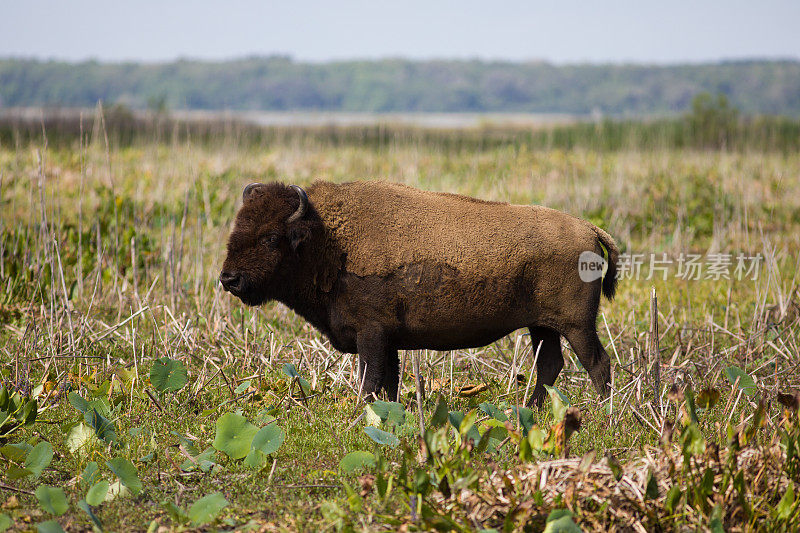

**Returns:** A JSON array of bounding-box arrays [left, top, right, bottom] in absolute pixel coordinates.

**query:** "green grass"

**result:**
[[1, 124, 799, 531]]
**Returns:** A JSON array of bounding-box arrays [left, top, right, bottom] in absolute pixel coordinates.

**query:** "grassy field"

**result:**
[[1, 121, 800, 532]]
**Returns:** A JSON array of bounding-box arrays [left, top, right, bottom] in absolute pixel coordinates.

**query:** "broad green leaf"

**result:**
[[681, 423, 706, 457], [777, 482, 795, 520], [188, 492, 228, 526], [295, 377, 311, 396], [429, 395, 449, 428], [213, 412, 259, 459], [21, 399, 37, 425], [0, 411, 13, 435], [251, 425, 285, 456], [481, 419, 508, 441], [86, 480, 110, 506], [35, 485, 69, 516], [86, 398, 111, 418], [645, 470, 659, 499], [479, 402, 508, 422], [664, 485, 682, 514], [447, 410, 482, 443], [369, 400, 391, 419], [243, 424, 284, 470], [104, 481, 129, 502], [25, 441, 53, 479], [162, 501, 188, 524], [0, 442, 32, 463], [282, 363, 300, 378], [458, 410, 481, 444], [181, 447, 218, 473], [527, 427, 547, 452], [173, 432, 200, 457], [606, 454, 623, 481], [282, 364, 310, 395], [459, 410, 477, 434], [195, 447, 219, 473], [423, 426, 449, 456], [368, 401, 406, 427], [475, 421, 497, 453], [84, 409, 116, 444], [364, 404, 382, 427], [684, 388, 699, 424], [244, 448, 268, 470], [67, 392, 89, 413], [385, 402, 406, 427], [724, 366, 757, 396], [543, 509, 582, 533], [0, 513, 11, 531], [339, 451, 377, 472], [364, 426, 400, 447], [544, 385, 570, 420], [700, 468, 714, 495], [66, 423, 97, 456], [107, 457, 142, 495], [709, 504, 725, 533], [233, 380, 251, 395], [510, 406, 536, 436], [36, 521, 64, 533], [696, 388, 720, 409], [6, 466, 33, 480], [81, 462, 100, 487], [77, 500, 103, 531], [448, 410, 465, 430], [150, 357, 189, 392]]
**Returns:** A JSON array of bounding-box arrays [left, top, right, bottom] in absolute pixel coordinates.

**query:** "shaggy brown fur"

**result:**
[[220, 180, 619, 406]]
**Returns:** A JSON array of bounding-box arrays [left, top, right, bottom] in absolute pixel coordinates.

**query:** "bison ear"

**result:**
[[242, 183, 263, 201], [287, 223, 312, 253]]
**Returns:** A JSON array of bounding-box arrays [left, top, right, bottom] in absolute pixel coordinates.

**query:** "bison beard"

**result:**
[[220, 180, 619, 407]]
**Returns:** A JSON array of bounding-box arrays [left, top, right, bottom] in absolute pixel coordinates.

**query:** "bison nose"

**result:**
[[219, 271, 241, 292]]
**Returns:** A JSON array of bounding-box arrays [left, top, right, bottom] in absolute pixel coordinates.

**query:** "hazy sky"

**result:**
[[2, 1, 798, 64]]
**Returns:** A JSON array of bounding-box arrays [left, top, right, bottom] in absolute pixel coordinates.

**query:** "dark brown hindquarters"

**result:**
[[526, 325, 612, 408], [526, 235, 616, 408]]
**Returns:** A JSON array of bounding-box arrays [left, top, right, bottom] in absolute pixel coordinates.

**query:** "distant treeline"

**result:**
[[1, 57, 800, 116], [1, 97, 798, 153]]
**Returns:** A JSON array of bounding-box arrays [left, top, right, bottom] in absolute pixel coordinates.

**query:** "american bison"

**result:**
[[220, 181, 618, 406]]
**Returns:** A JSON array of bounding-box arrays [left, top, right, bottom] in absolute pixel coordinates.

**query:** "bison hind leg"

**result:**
[[526, 326, 564, 408], [563, 327, 611, 400], [381, 349, 400, 402]]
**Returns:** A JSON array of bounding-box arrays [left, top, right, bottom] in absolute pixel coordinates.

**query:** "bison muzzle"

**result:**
[[220, 180, 619, 407]]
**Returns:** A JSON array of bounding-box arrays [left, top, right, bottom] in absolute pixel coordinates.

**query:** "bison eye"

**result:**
[[260, 233, 281, 248]]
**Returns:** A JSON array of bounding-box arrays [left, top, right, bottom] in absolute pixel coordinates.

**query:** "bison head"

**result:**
[[220, 182, 313, 306]]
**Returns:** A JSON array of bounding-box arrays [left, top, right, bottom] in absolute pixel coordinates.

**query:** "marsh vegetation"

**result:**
[[1, 112, 799, 531]]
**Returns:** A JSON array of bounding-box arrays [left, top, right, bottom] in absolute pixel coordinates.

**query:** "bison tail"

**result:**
[[596, 228, 619, 301]]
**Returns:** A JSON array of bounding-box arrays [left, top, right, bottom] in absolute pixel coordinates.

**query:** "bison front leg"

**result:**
[[356, 329, 389, 401], [526, 326, 564, 408]]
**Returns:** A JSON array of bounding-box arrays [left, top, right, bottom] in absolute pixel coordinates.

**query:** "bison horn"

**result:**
[[287, 185, 308, 223], [242, 182, 263, 200]]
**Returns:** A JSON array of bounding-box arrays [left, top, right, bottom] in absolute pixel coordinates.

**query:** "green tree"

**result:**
[[688, 92, 740, 148]]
